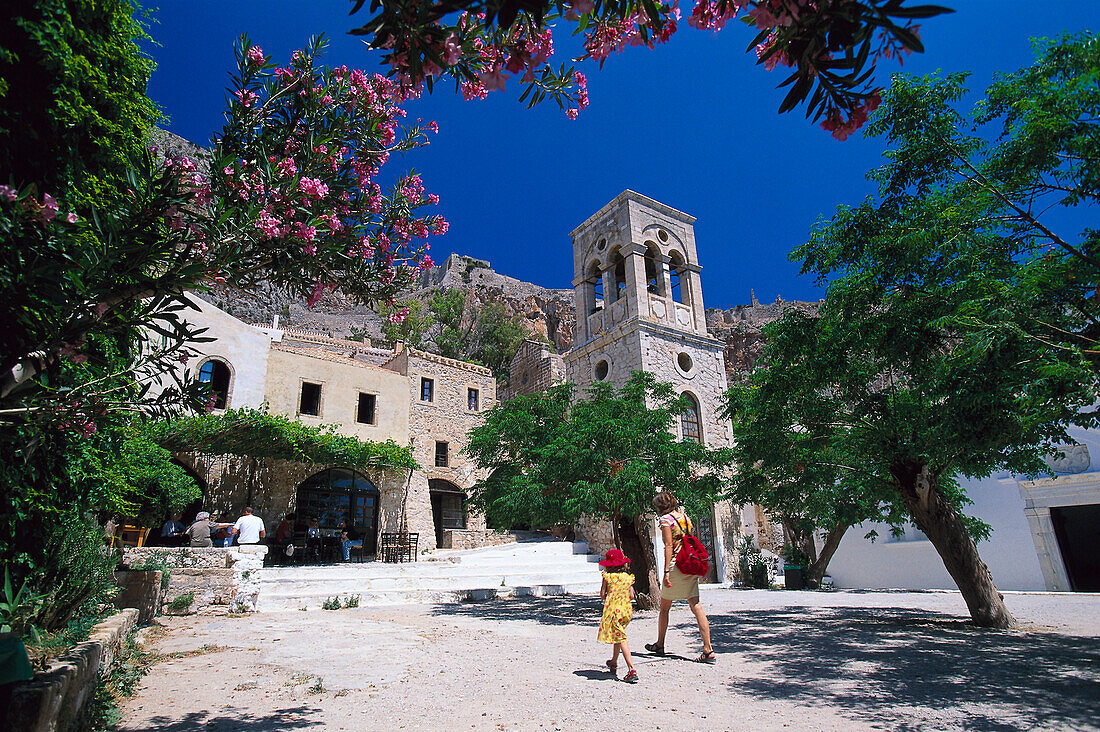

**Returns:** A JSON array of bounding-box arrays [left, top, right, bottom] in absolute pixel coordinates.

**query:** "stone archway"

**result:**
[[297, 468, 381, 556]]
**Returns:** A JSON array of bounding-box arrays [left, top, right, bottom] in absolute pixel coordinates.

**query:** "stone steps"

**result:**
[[258, 540, 602, 610]]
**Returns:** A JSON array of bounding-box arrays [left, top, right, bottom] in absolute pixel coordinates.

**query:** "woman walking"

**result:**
[[645, 491, 715, 663]]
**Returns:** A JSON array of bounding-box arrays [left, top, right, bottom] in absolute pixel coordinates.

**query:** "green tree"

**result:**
[[725, 361, 897, 586], [380, 299, 435, 347], [466, 372, 727, 603], [426, 289, 525, 378], [731, 36, 1100, 627]]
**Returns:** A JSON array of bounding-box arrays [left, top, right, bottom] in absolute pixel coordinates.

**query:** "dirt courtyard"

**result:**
[[118, 588, 1100, 731]]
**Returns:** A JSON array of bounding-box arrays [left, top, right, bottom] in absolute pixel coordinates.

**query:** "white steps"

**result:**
[[258, 539, 602, 610]]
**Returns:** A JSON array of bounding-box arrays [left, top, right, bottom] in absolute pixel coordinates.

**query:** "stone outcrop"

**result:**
[[706, 292, 823, 381]]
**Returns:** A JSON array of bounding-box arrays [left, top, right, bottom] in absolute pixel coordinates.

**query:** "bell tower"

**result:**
[[563, 190, 739, 582]]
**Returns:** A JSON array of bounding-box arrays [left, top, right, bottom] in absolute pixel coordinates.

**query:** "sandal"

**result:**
[[623, 669, 638, 683], [644, 642, 665, 656], [695, 651, 716, 664], [605, 659, 617, 673]]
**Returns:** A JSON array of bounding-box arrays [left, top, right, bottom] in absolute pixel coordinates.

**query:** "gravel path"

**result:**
[[118, 588, 1100, 731]]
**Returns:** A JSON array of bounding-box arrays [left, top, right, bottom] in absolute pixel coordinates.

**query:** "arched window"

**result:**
[[681, 392, 702, 443], [669, 252, 687, 305], [611, 247, 626, 302], [645, 243, 661, 295], [198, 358, 231, 410], [297, 468, 380, 555], [589, 261, 604, 314]]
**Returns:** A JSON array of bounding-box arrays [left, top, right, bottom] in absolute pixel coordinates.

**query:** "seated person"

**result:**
[[305, 517, 322, 562], [339, 519, 362, 561], [211, 513, 235, 547], [186, 512, 214, 548], [161, 513, 186, 546]]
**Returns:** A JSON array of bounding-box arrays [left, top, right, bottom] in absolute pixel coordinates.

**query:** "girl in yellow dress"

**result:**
[[597, 548, 638, 683]]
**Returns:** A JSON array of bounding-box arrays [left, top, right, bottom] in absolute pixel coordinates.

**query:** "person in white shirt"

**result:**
[[232, 506, 266, 545]]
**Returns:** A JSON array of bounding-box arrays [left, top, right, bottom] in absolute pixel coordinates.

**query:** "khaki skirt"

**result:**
[[664, 565, 701, 601]]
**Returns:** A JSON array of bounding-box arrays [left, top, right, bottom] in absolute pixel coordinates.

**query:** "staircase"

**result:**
[[258, 539, 602, 610]]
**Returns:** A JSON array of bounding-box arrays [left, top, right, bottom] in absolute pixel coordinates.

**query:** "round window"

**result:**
[[596, 237, 607, 251], [677, 352, 693, 373], [595, 360, 609, 381], [658, 229, 669, 242]]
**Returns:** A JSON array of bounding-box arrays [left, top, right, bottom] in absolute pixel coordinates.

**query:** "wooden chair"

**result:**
[[381, 532, 418, 563], [115, 525, 150, 548]]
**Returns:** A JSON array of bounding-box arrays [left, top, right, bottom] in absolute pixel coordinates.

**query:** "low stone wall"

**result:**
[[1, 609, 138, 732], [114, 570, 164, 625], [441, 529, 518, 551], [121, 546, 266, 615]]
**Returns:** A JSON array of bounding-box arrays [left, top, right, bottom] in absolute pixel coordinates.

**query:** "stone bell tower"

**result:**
[[563, 191, 742, 582], [564, 190, 731, 448]]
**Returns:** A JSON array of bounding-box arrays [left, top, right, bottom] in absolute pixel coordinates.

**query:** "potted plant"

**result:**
[[782, 544, 809, 590]]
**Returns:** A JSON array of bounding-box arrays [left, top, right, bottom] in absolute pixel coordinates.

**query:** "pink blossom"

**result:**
[[65, 212, 79, 224], [247, 46, 265, 66], [442, 34, 463, 66], [478, 67, 508, 93], [566, 108, 579, 120], [40, 193, 59, 223], [388, 307, 411, 324], [277, 158, 297, 176], [0, 184, 17, 202], [299, 177, 329, 199]]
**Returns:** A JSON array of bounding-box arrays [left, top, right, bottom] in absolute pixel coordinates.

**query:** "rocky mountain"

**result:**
[[706, 292, 822, 381]]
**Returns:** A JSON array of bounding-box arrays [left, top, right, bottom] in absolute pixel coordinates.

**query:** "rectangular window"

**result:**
[[421, 377, 434, 402], [299, 381, 322, 416], [468, 388, 479, 412], [356, 393, 377, 425], [435, 441, 449, 468]]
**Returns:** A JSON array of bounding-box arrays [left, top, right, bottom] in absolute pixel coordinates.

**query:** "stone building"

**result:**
[[159, 296, 497, 553]]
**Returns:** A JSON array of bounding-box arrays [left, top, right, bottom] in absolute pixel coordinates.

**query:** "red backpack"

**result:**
[[673, 514, 709, 577]]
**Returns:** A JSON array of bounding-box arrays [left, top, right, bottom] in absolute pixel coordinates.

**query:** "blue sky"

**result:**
[[145, 2, 1096, 309]]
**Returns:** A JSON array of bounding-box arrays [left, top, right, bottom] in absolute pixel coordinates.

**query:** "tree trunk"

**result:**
[[806, 520, 848, 587], [633, 514, 660, 611], [893, 463, 1015, 629]]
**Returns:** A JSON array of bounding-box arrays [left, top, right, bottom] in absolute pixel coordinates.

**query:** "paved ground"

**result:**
[[118, 588, 1100, 731]]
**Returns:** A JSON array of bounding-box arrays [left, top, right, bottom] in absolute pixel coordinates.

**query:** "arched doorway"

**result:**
[[429, 479, 466, 549], [297, 468, 380, 555]]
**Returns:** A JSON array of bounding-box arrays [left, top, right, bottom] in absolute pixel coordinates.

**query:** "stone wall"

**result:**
[[1, 609, 138, 732], [394, 348, 498, 549], [441, 529, 518, 551], [121, 546, 266, 615], [501, 339, 566, 401]]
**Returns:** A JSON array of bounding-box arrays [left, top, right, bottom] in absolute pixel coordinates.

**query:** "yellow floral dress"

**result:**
[[597, 572, 635, 644]]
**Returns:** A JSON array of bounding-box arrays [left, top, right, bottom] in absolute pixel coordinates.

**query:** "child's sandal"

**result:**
[[623, 669, 638, 683], [605, 660, 617, 673]]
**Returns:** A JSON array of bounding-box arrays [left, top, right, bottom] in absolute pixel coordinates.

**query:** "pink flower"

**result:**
[[478, 67, 508, 93], [0, 184, 16, 202], [65, 212, 79, 224], [40, 193, 59, 223], [299, 177, 329, 199], [247, 46, 265, 66], [388, 307, 411, 324], [566, 108, 579, 120], [277, 158, 297, 176], [178, 350, 191, 365], [442, 34, 463, 66]]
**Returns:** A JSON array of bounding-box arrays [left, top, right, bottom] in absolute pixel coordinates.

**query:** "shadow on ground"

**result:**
[[707, 606, 1100, 731], [128, 705, 323, 731], [431, 594, 605, 626]]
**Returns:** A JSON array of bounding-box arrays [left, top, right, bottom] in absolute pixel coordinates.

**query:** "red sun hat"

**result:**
[[599, 549, 631, 567]]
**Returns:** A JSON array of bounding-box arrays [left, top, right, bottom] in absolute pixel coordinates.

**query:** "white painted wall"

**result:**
[[828, 472, 1047, 591], [179, 295, 272, 409]]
